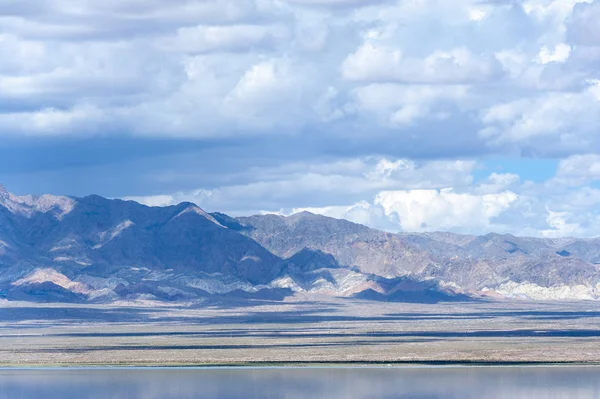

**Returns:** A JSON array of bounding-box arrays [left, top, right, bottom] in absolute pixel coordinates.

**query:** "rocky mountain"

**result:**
[[237, 213, 600, 300], [0, 185, 462, 304], [2, 184, 600, 303]]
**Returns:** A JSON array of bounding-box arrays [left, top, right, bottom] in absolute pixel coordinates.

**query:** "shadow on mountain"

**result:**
[[353, 289, 468, 304], [6, 282, 87, 304], [284, 248, 340, 272], [352, 277, 472, 304], [211, 288, 293, 302], [210, 212, 255, 232]]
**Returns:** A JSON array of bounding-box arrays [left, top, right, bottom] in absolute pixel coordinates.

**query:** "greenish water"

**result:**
[[1, 366, 599, 398]]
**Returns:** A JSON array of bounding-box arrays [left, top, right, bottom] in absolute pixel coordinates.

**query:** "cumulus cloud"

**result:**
[[124, 157, 478, 213], [541, 210, 581, 238], [120, 153, 599, 237], [556, 154, 600, 182], [160, 24, 289, 54], [480, 82, 600, 154], [290, 201, 398, 231], [351, 84, 469, 126], [374, 189, 518, 232], [0, 105, 109, 136], [475, 173, 521, 194], [342, 44, 503, 84], [537, 43, 571, 64], [120, 146, 600, 237]]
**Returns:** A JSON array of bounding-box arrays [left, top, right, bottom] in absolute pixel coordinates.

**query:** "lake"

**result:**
[[1, 366, 599, 398]]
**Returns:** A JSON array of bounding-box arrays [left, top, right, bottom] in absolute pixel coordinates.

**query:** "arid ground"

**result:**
[[2, 297, 600, 366]]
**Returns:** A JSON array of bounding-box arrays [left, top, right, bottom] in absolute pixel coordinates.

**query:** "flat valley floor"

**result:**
[[2, 297, 600, 366]]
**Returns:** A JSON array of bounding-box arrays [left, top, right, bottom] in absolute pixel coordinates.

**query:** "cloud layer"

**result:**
[[2, 0, 600, 236]]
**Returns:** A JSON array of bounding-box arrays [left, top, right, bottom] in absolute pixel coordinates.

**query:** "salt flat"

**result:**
[[2, 298, 600, 366]]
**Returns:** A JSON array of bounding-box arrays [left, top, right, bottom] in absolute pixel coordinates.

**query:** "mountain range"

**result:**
[[1, 184, 600, 304]]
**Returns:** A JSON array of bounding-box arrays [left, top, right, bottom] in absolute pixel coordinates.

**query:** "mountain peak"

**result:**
[[292, 210, 316, 217], [173, 202, 225, 227], [286, 211, 319, 222], [0, 185, 75, 220], [0, 183, 9, 200]]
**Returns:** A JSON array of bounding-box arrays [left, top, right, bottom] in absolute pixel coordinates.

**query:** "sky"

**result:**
[[1, 0, 600, 237]]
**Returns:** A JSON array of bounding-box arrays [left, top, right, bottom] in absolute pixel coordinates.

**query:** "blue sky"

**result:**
[[1, 0, 600, 237]]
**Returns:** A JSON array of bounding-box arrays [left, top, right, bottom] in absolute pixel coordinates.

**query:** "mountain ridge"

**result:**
[[1, 185, 600, 303]]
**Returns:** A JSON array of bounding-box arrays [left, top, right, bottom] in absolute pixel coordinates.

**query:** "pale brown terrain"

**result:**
[[2, 297, 600, 366]]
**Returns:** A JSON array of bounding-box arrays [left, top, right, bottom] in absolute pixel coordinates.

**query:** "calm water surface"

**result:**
[[1, 366, 599, 399]]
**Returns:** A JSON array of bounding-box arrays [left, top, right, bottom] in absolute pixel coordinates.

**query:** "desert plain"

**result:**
[[2, 296, 600, 366]]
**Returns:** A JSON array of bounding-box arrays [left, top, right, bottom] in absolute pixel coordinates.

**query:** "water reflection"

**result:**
[[0, 367, 599, 399]]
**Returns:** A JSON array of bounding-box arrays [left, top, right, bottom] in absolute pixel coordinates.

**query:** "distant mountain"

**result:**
[[1, 184, 600, 303], [237, 213, 600, 301], [0, 185, 462, 304], [237, 212, 435, 278]]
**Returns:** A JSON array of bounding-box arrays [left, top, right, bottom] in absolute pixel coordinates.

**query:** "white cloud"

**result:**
[[476, 173, 521, 194], [257, 186, 520, 234], [541, 210, 581, 238], [0, 0, 598, 152], [467, 8, 487, 21], [568, 1, 600, 45], [537, 43, 571, 64], [523, 0, 592, 27], [0, 105, 107, 136], [342, 44, 502, 84], [121, 153, 600, 237], [557, 154, 600, 181], [161, 24, 289, 54], [290, 201, 397, 231], [374, 189, 518, 232], [123, 157, 477, 214], [480, 84, 600, 152], [283, 0, 386, 7], [351, 83, 469, 126], [123, 195, 174, 207], [228, 61, 281, 101]]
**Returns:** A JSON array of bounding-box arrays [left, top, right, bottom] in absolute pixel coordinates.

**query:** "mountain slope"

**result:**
[[236, 212, 600, 300], [0, 188, 286, 301], [237, 212, 436, 278], [3, 184, 600, 303], [0, 186, 463, 304]]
